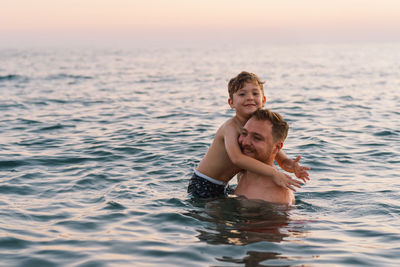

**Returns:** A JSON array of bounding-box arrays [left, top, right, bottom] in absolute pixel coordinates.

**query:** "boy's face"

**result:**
[[228, 82, 266, 117], [238, 118, 281, 163]]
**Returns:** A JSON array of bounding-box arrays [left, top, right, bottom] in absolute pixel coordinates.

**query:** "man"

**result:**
[[235, 109, 296, 205]]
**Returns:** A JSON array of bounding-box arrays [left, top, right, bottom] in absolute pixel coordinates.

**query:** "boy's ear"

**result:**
[[228, 98, 234, 108]]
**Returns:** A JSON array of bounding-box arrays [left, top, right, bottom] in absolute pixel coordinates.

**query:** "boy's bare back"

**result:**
[[196, 118, 242, 183]]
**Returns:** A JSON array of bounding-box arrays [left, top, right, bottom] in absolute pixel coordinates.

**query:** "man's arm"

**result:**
[[223, 122, 302, 191], [275, 150, 310, 182]]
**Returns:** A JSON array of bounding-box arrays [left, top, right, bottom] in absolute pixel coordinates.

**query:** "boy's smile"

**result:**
[[228, 82, 266, 117]]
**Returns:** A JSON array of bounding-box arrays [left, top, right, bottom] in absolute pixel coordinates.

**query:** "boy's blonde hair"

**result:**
[[228, 71, 265, 99], [251, 109, 289, 142]]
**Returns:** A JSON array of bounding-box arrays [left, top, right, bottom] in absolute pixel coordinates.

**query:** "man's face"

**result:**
[[238, 118, 279, 163]]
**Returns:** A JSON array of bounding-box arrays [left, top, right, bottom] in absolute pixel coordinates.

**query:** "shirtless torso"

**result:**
[[196, 118, 242, 183], [235, 171, 295, 205]]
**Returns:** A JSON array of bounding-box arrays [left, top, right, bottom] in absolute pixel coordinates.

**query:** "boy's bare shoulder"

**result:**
[[222, 117, 240, 132], [222, 117, 236, 127], [215, 118, 237, 136]]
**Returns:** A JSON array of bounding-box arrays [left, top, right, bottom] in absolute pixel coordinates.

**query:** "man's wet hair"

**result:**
[[251, 109, 289, 142]]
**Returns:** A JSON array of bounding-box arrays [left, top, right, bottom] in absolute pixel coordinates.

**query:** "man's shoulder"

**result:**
[[280, 187, 295, 205]]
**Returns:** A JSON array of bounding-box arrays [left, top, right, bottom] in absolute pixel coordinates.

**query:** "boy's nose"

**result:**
[[246, 94, 254, 100]]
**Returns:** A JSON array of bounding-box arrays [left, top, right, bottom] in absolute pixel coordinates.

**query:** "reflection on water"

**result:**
[[216, 251, 313, 267], [186, 197, 309, 266]]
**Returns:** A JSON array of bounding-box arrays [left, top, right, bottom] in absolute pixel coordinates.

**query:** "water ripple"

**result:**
[[1, 44, 400, 266]]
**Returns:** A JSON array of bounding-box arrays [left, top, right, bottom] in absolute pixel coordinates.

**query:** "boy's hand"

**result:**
[[273, 171, 302, 192], [293, 156, 310, 182]]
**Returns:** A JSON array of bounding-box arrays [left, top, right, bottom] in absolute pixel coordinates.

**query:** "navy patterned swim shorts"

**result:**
[[187, 170, 228, 198]]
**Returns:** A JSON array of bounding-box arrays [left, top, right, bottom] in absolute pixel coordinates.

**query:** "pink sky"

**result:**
[[1, 0, 399, 45]]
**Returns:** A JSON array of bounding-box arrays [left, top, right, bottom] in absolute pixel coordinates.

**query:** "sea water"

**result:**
[[0, 43, 399, 266]]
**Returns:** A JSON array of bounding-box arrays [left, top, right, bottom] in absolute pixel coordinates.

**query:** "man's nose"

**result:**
[[240, 135, 251, 146], [238, 135, 243, 146]]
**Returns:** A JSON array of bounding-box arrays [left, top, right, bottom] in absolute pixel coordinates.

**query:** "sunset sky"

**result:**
[[1, 0, 399, 46]]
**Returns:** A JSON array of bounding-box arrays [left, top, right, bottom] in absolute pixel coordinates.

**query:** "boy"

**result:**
[[187, 71, 309, 198]]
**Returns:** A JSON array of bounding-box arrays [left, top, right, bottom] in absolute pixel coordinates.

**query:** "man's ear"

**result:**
[[228, 98, 234, 108], [274, 142, 283, 153]]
